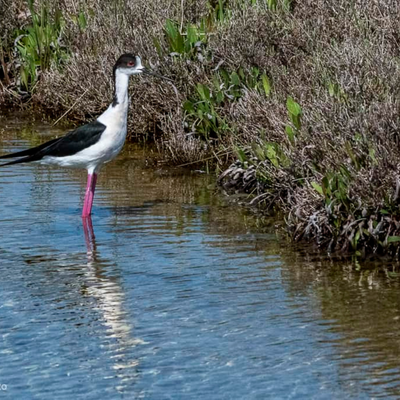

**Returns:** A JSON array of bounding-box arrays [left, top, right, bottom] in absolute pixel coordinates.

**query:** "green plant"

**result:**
[[160, 19, 207, 58], [267, 0, 277, 11], [15, 0, 68, 91], [285, 96, 302, 143], [251, 141, 290, 167], [70, 10, 88, 32], [208, 0, 230, 23], [321, 167, 351, 207], [183, 68, 270, 140], [328, 80, 348, 103], [282, 0, 292, 11], [218, 67, 271, 99], [183, 83, 228, 139], [267, 0, 292, 12]]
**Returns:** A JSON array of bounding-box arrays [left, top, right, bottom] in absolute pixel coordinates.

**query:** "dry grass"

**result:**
[[217, 1, 400, 256]]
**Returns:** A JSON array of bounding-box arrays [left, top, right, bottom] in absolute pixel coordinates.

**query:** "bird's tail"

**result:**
[[0, 137, 61, 167], [0, 156, 39, 167]]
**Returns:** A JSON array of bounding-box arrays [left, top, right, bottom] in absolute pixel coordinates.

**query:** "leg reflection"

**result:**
[[82, 215, 97, 256]]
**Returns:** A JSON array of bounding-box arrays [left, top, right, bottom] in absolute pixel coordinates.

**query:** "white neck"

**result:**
[[113, 70, 130, 106], [97, 69, 131, 126]]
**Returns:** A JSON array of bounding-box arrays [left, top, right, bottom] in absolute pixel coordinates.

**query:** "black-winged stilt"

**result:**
[[0, 54, 153, 218]]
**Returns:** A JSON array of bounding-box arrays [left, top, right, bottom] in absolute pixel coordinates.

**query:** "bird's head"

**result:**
[[113, 53, 172, 81], [114, 53, 145, 77]]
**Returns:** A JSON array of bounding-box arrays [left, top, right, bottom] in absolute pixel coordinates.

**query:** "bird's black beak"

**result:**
[[142, 68, 172, 82]]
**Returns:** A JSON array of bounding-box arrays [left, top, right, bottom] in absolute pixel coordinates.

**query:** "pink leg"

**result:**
[[82, 215, 96, 254], [82, 173, 98, 218]]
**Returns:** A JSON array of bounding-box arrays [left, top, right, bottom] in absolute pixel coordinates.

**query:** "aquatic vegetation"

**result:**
[[183, 67, 270, 140], [155, 19, 208, 59], [14, 0, 69, 91]]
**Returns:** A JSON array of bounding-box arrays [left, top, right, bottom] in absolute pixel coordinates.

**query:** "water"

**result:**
[[1, 117, 400, 399]]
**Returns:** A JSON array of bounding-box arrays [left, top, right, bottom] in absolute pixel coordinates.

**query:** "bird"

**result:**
[[0, 53, 158, 218]]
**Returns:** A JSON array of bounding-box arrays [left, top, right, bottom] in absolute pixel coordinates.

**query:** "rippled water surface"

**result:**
[[2, 117, 400, 399]]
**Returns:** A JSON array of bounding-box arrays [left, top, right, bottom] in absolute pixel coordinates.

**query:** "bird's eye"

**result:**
[[127, 61, 135, 67]]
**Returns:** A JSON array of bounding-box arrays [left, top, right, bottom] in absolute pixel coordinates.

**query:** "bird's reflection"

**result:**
[[82, 216, 143, 389]]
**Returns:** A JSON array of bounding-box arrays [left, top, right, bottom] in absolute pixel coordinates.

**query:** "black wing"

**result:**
[[0, 120, 106, 167], [0, 137, 62, 160]]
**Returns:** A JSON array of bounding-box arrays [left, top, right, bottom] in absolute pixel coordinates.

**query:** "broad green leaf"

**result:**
[[183, 100, 195, 113], [261, 74, 271, 96], [285, 125, 295, 143], [220, 69, 230, 86], [354, 230, 361, 245], [251, 143, 266, 161], [216, 91, 224, 104], [165, 19, 184, 53], [328, 83, 334, 97], [186, 24, 197, 46], [322, 176, 329, 197], [286, 96, 302, 116], [289, 114, 301, 130], [369, 147, 377, 164], [196, 84, 210, 101], [212, 75, 220, 90], [236, 148, 247, 163], [251, 67, 260, 77], [311, 182, 323, 195], [218, 0, 225, 21], [266, 144, 279, 167], [268, 0, 277, 10], [165, 19, 177, 42], [230, 72, 240, 86], [388, 236, 400, 243], [78, 11, 87, 30]]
